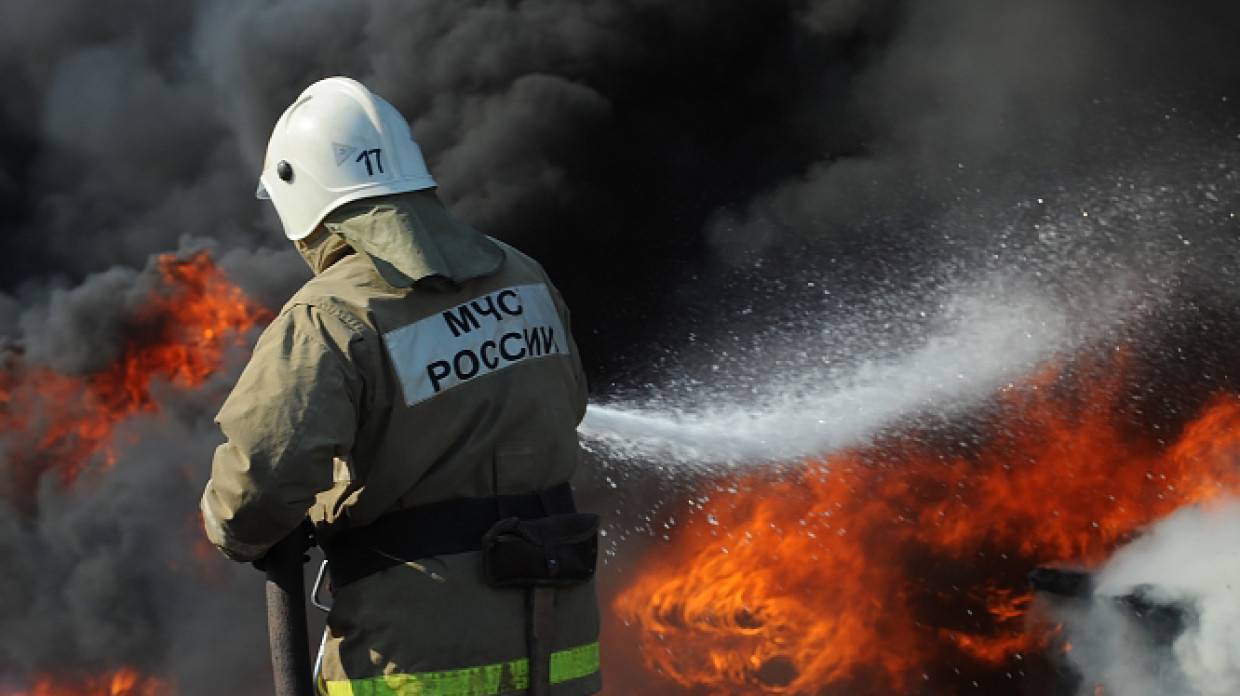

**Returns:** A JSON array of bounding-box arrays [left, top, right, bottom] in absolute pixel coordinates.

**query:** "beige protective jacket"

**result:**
[[201, 209, 599, 695]]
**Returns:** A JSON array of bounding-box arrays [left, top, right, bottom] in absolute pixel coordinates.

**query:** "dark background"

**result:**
[[2, 1, 1238, 382]]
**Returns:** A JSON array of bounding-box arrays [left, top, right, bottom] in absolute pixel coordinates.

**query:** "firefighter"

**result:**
[[201, 77, 601, 695]]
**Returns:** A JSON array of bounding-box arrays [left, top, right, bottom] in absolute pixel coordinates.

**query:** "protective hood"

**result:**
[[321, 189, 504, 288], [294, 228, 355, 276]]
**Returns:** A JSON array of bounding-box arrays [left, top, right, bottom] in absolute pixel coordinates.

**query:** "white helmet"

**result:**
[[256, 77, 437, 240]]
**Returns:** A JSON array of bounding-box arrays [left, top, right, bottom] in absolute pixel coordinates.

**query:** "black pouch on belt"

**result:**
[[483, 512, 600, 696], [481, 512, 600, 588]]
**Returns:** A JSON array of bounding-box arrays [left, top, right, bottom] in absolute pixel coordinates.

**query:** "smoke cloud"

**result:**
[[1056, 500, 1240, 696]]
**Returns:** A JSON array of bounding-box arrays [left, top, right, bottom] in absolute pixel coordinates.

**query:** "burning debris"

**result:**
[[1031, 567, 1193, 651], [1037, 499, 1240, 696], [610, 358, 1240, 695], [1029, 567, 1094, 600]]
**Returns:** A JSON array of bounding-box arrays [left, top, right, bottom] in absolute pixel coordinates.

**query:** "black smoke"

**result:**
[[1, 1, 1239, 694]]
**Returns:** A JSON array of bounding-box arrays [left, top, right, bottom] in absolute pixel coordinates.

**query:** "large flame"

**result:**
[[613, 361, 1240, 694], [0, 252, 270, 695], [4, 668, 171, 696], [0, 252, 272, 487]]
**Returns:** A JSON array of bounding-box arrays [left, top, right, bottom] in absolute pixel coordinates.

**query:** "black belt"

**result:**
[[321, 482, 577, 588]]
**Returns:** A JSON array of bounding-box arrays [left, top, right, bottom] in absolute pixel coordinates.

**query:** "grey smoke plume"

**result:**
[[0, 1, 1237, 694], [0, 253, 275, 692], [1057, 500, 1240, 696]]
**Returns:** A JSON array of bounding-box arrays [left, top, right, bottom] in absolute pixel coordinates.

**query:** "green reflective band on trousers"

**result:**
[[324, 642, 600, 696]]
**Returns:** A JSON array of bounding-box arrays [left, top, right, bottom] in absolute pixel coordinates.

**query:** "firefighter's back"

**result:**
[[297, 242, 600, 694]]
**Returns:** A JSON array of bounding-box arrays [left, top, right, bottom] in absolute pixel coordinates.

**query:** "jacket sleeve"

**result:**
[[200, 303, 364, 561]]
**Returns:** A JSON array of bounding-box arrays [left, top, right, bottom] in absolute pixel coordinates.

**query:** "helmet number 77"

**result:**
[[357, 148, 384, 176]]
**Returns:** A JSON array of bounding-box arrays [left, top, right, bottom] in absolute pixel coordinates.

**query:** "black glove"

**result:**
[[252, 519, 316, 573]]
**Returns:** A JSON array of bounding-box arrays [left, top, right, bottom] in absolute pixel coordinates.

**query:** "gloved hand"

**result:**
[[253, 519, 316, 573]]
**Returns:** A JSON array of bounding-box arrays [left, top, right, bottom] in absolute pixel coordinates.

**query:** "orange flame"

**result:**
[[613, 362, 1240, 694], [3, 667, 172, 696], [0, 252, 272, 486], [0, 253, 269, 693]]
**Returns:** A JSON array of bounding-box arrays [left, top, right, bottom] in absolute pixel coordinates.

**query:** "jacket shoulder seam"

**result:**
[[280, 296, 370, 336]]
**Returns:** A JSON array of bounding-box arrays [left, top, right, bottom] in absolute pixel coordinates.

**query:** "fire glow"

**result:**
[[0, 252, 271, 695], [614, 362, 1240, 694], [0, 252, 271, 487], [4, 669, 170, 696]]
